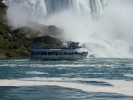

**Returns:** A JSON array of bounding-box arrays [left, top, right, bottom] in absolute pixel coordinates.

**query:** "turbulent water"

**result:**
[[0, 59, 133, 100], [4, 0, 133, 58], [1, 2, 133, 99], [5, 0, 109, 16]]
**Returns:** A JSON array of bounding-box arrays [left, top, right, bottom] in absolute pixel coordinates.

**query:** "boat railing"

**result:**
[[32, 46, 81, 50]]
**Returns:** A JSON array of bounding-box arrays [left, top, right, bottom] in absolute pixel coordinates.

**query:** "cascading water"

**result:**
[[5, 0, 109, 17], [4, 0, 133, 58]]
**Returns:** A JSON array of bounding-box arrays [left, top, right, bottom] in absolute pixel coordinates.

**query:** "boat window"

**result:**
[[32, 51, 40, 55], [41, 52, 47, 55], [75, 52, 78, 54], [59, 52, 62, 55], [48, 52, 52, 55], [55, 52, 58, 55], [51, 52, 54, 55], [68, 53, 72, 55], [64, 52, 67, 55], [38, 52, 41, 55], [71, 53, 74, 55]]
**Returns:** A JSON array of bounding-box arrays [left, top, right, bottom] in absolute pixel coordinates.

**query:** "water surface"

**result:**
[[0, 58, 133, 100]]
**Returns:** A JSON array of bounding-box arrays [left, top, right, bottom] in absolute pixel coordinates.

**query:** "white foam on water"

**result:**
[[0, 78, 133, 96], [0, 64, 17, 67], [25, 71, 47, 75], [54, 64, 88, 67], [13, 59, 29, 62], [19, 77, 106, 82], [127, 64, 133, 67], [28, 64, 88, 68], [124, 74, 133, 78], [0, 63, 88, 68]]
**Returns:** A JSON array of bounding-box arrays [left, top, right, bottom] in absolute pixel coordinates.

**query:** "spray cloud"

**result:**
[[5, 0, 133, 58]]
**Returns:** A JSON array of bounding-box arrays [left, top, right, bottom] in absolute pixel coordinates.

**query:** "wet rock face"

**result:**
[[32, 36, 62, 46], [47, 25, 63, 35], [0, 0, 64, 58]]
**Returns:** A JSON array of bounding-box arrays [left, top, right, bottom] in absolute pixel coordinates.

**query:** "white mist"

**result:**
[[5, 0, 133, 58]]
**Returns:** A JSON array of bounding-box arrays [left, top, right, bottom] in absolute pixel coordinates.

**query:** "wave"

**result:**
[[25, 71, 47, 75], [124, 74, 133, 78], [0, 77, 133, 96]]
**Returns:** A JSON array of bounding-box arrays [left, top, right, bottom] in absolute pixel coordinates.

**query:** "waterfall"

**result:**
[[5, 0, 47, 17], [5, 0, 110, 17], [4, 0, 133, 58], [5, 0, 110, 27]]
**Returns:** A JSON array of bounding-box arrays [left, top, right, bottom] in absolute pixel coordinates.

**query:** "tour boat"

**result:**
[[31, 42, 88, 60]]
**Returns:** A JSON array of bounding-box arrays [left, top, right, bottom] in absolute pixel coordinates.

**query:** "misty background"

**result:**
[[3, 0, 133, 58]]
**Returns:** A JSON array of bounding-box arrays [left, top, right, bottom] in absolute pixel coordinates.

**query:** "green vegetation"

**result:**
[[0, 22, 32, 58], [0, 1, 32, 58], [0, 1, 62, 59]]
